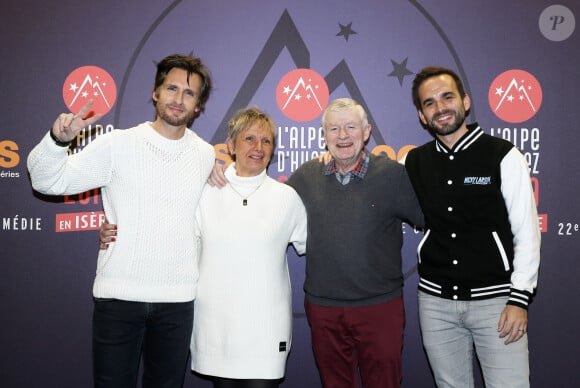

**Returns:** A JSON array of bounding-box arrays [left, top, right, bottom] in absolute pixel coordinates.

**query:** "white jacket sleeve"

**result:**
[[500, 148, 541, 296]]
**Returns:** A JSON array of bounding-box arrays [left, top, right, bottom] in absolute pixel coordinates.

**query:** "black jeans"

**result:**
[[92, 298, 194, 388]]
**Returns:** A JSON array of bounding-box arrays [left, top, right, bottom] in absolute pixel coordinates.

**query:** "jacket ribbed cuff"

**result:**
[[506, 288, 532, 310]]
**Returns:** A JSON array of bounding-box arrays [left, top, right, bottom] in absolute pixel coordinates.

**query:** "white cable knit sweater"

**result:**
[[190, 164, 307, 379], [27, 122, 215, 302]]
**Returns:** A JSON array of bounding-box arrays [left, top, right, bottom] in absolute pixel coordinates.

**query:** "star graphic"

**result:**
[[283, 86, 291, 95], [336, 22, 357, 41], [495, 87, 504, 96], [69, 83, 79, 93], [388, 58, 414, 86]]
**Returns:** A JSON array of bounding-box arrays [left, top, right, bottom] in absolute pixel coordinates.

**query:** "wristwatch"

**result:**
[[49, 130, 71, 147]]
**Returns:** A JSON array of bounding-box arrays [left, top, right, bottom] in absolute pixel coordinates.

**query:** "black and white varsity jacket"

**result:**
[[405, 124, 541, 309]]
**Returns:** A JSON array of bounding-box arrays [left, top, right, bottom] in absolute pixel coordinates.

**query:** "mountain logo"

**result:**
[[276, 68, 329, 122], [488, 69, 542, 123], [62, 66, 117, 117]]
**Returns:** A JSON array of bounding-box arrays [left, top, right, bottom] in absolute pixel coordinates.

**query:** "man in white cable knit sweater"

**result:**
[[27, 54, 215, 388]]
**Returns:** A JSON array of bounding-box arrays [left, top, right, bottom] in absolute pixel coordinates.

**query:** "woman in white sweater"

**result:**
[[191, 107, 307, 388], [101, 107, 307, 388]]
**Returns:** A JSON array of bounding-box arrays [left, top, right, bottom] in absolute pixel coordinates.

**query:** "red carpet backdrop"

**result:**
[[1, 1, 578, 386]]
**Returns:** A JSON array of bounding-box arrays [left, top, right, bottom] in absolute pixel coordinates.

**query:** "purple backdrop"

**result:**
[[1, 1, 578, 387]]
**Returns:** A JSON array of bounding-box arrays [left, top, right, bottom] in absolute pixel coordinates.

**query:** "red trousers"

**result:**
[[305, 296, 404, 388]]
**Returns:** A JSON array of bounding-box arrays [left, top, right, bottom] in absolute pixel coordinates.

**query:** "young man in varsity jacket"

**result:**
[[405, 66, 541, 388]]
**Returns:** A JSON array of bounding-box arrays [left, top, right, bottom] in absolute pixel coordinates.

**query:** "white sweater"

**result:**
[[27, 123, 215, 302], [190, 164, 307, 379]]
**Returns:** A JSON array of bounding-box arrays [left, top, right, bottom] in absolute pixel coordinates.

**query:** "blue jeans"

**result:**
[[418, 291, 529, 388], [92, 298, 194, 388]]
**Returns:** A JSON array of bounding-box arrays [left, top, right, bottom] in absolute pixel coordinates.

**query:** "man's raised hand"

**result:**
[[51, 100, 103, 143]]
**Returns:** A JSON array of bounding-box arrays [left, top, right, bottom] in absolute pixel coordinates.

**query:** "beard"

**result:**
[[156, 102, 197, 128], [426, 109, 465, 137]]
